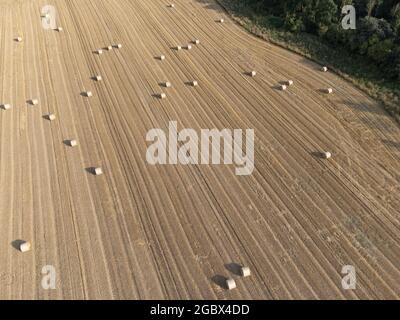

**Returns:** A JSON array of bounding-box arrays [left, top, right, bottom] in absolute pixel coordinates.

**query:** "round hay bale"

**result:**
[[47, 114, 56, 121], [240, 266, 251, 277], [323, 151, 332, 159], [20, 241, 31, 253], [226, 278, 236, 290], [68, 139, 78, 147]]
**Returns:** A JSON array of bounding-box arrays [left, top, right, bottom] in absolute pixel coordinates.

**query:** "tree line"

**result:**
[[240, 0, 400, 80]]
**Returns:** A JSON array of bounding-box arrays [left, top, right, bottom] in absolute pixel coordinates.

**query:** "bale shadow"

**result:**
[[154, 56, 165, 61], [243, 71, 255, 77], [63, 140, 74, 147], [85, 167, 97, 175], [211, 275, 228, 289], [11, 240, 25, 251], [225, 262, 242, 276], [184, 81, 197, 87], [311, 151, 327, 159], [271, 84, 284, 91], [152, 93, 164, 99], [316, 88, 329, 94]]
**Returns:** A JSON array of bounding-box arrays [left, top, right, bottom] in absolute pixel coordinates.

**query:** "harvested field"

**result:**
[[0, 0, 399, 299]]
